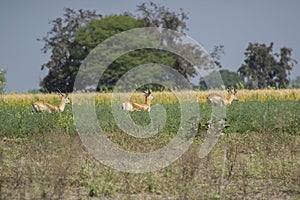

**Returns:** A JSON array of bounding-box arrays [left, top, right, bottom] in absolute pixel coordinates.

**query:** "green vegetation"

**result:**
[[238, 42, 297, 89], [38, 6, 298, 92], [39, 3, 196, 92], [0, 69, 6, 94], [0, 92, 300, 199]]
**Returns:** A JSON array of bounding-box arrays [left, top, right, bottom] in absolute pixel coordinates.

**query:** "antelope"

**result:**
[[121, 90, 154, 112], [31, 90, 70, 113], [208, 88, 238, 106]]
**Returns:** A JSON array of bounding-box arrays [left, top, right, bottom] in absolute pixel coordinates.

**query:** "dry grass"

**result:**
[[2, 89, 300, 105], [1, 132, 299, 199]]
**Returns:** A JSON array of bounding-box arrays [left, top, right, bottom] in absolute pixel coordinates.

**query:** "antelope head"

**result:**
[[57, 89, 71, 104], [144, 89, 154, 104], [226, 88, 238, 105]]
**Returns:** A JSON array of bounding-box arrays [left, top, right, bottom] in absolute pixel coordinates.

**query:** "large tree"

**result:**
[[39, 4, 192, 92], [238, 42, 297, 89], [39, 2, 222, 92], [38, 8, 102, 92], [73, 15, 174, 91]]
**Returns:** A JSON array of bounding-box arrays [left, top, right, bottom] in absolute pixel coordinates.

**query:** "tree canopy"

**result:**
[[39, 3, 298, 92], [238, 42, 297, 89], [39, 2, 222, 92], [38, 8, 102, 92], [71, 15, 188, 91], [39, 3, 190, 92]]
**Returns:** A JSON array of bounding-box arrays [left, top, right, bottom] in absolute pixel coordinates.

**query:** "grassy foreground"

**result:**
[[0, 90, 300, 199]]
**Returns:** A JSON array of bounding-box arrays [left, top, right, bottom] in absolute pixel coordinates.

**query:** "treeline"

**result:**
[[35, 2, 298, 92]]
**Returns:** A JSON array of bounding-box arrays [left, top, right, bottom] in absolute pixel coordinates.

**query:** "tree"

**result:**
[[238, 42, 297, 89], [38, 8, 102, 92], [39, 2, 223, 92], [39, 4, 192, 92], [209, 45, 225, 68], [136, 2, 223, 71], [136, 1, 189, 33], [0, 68, 6, 94], [74, 15, 175, 90], [277, 47, 297, 88]]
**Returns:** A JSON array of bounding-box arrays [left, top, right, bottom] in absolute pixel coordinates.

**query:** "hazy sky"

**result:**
[[1, 0, 300, 93]]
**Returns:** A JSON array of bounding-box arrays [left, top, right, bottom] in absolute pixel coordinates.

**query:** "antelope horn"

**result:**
[[57, 88, 64, 96]]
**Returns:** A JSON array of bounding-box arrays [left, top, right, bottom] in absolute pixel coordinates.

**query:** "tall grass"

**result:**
[[2, 89, 300, 104]]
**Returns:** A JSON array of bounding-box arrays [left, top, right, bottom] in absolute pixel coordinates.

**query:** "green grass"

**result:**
[[3, 99, 299, 137], [1, 98, 300, 199], [225, 100, 300, 135]]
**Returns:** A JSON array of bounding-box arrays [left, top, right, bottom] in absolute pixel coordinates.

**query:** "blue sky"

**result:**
[[1, 0, 300, 92]]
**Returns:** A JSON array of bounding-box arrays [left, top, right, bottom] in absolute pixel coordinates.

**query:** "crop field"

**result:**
[[1, 90, 300, 199]]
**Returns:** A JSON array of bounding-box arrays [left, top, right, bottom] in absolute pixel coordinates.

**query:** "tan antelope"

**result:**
[[31, 90, 70, 113], [207, 88, 238, 106], [121, 90, 154, 112]]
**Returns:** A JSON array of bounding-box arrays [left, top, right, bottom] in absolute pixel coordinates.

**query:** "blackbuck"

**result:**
[[208, 88, 238, 106], [32, 90, 70, 113], [121, 90, 154, 112]]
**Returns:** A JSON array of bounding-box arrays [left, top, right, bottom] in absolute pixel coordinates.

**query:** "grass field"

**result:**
[[0, 90, 300, 199]]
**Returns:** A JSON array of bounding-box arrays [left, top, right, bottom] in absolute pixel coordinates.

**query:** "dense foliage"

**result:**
[[238, 42, 297, 89], [39, 2, 225, 92], [38, 8, 102, 92], [38, 3, 297, 93], [39, 3, 196, 92]]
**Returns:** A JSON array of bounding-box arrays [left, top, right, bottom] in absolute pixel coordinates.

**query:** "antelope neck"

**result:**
[[145, 98, 151, 106], [58, 98, 66, 111], [225, 96, 234, 105]]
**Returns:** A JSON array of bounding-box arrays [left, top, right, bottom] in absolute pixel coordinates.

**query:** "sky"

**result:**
[[1, 0, 300, 93]]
